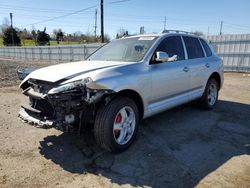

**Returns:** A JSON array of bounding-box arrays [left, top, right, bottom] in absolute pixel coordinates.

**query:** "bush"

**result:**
[[3, 27, 21, 46], [36, 28, 50, 46]]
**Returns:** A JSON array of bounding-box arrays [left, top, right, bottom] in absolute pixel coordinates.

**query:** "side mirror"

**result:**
[[155, 51, 169, 62]]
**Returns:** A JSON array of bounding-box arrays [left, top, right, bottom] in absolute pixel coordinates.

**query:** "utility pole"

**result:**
[[219, 21, 223, 35], [207, 26, 210, 37], [94, 9, 97, 38], [10, 12, 14, 46], [100, 0, 104, 43], [164, 16, 166, 30]]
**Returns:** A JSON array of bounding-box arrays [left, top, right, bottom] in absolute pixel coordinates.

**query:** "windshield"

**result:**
[[88, 36, 158, 62]]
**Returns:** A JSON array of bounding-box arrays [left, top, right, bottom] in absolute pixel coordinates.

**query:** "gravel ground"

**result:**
[[0, 59, 58, 88], [0, 60, 250, 188]]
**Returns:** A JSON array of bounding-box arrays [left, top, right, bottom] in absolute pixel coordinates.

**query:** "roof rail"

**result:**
[[160, 30, 190, 34]]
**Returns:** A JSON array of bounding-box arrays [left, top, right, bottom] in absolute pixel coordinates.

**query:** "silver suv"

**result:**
[[19, 30, 224, 152]]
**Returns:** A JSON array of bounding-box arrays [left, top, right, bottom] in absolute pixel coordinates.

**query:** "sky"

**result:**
[[0, 0, 250, 38]]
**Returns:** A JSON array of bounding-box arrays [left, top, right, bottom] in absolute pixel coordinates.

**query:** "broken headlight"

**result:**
[[48, 77, 92, 94]]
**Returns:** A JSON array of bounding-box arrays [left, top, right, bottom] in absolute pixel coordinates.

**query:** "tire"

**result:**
[[94, 96, 139, 152], [199, 78, 219, 110]]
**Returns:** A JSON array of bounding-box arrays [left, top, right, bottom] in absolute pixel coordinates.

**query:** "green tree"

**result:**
[[56, 29, 64, 44], [31, 29, 37, 45], [2, 27, 21, 46], [36, 27, 50, 46]]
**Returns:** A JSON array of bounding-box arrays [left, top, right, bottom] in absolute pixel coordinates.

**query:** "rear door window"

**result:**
[[156, 36, 185, 61], [183, 36, 204, 59], [200, 39, 212, 57]]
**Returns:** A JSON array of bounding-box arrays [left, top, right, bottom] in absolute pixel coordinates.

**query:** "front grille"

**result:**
[[30, 97, 54, 117], [26, 79, 56, 117]]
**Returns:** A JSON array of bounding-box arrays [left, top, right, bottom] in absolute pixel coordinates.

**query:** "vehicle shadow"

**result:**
[[39, 100, 250, 187]]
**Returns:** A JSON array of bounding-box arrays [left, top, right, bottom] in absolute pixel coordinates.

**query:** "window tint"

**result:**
[[156, 36, 185, 61], [200, 39, 212, 57], [183, 36, 204, 59]]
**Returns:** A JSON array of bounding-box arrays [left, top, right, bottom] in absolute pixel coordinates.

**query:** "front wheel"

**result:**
[[199, 78, 219, 110], [94, 97, 139, 152]]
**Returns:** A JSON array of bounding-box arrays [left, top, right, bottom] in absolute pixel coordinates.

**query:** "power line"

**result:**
[[107, 0, 130, 4], [224, 22, 250, 29], [0, 6, 74, 14], [19, 5, 98, 27], [223, 24, 250, 32], [0, 2, 99, 13]]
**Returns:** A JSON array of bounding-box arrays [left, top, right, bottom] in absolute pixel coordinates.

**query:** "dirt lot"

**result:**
[[0, 60, 250, 188]]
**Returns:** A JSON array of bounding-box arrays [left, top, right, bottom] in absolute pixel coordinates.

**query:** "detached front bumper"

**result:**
[[18, 107, 78, 132], [19, 107, 54, 128], [19, 78, 116, 131]]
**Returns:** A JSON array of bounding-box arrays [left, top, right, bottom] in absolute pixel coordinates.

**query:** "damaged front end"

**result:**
[[19, 78, 115, 132]]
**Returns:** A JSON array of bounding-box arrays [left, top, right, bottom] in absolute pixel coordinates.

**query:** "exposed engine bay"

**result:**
[[19, 78, 115, 132]]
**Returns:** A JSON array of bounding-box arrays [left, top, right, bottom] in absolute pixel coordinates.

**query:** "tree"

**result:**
[[2, 17, 10, 29], [0, 17, 10, 36], [191, 31, 204, 36], [36, 27, 50, 46], [52, 29, 58, 40], [19, 28, 33, 46], [104, 34, 110, 43], [31, 29, 37, 45], [55, 29, 64, 44], [116, 28, 129, 39], [2, 27, 21, 46]]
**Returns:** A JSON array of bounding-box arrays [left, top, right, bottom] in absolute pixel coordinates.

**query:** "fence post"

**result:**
[[12, 47, 15, 60], [24, 47, 27, 60], [3, 48, 5, 58], [32, 47, 34, 60], [83, 45, 86, 59], [57, 46, 61, 62], [69, 46, 72, 62], [48, 47, 51, 63], [19, 47, 21, 60], [39, 47, 42, 61], [244, 35, 250, 71]]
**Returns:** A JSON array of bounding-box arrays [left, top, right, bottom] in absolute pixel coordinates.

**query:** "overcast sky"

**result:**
[[0, 0, 250, 38]]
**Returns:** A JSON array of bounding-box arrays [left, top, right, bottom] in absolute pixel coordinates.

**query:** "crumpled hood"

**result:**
[[21, 60, 127, 84]]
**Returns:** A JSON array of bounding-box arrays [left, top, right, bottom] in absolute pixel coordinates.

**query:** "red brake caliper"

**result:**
[[114, 113, 122, 137]]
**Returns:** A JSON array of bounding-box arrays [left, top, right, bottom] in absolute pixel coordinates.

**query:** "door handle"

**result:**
[[183, 67, 190, 72], [205, 63, 210, 68]]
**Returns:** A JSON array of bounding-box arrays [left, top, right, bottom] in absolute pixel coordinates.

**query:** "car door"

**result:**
[[182, 36, 208, 98], [149, 36, 191, 112]]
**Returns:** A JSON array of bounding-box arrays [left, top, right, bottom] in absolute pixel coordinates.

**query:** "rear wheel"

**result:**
[[199, 78, 219, 110], [94, 96, 139, 152]]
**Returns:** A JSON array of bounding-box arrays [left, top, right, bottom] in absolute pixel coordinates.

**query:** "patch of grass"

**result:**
[[0, 37, 3, 47], [21, 39, 36, 46], [0, 37, 85, 47]]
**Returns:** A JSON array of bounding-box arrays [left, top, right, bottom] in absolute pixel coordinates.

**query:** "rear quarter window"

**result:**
[[183, 36, 204, 59], [200, 39, 213, 57]]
